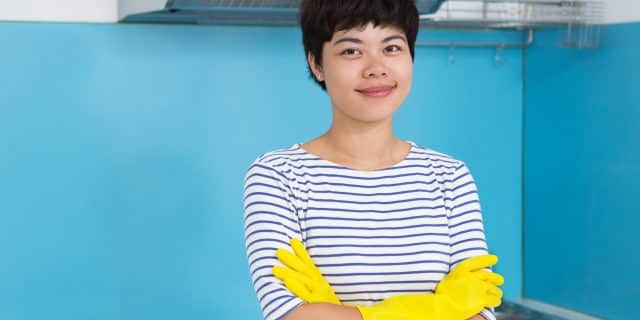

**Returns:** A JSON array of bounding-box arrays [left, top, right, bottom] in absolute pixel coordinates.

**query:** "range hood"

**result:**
[[119, 0, 446, 26], [119, 0, 603, 29]]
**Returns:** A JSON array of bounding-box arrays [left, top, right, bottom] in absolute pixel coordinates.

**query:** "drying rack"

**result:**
[[416, 0, 604, 49]]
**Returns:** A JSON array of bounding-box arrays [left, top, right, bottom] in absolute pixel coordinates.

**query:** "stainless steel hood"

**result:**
[[119, 0, 447, 26]]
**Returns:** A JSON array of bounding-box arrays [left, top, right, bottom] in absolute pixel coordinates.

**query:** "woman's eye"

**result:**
[[341, 48, 361, 56], [385, 45, 402, 53]]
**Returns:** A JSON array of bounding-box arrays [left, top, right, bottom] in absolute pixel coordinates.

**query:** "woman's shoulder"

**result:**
[[245, 143, 305, 177], [409, 142, 465, 169], [251, 143, 303, 164], [243, 144, 304, 190]]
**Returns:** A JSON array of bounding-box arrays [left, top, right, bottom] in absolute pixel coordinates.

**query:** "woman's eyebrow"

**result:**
[[333, 37, 363, 46], [383, 35, 407, 43], [333, 35, 407, 46]]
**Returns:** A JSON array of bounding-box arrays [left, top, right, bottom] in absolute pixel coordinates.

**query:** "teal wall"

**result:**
[[0, 23, 522, 319], [524, 23, 640, 319]]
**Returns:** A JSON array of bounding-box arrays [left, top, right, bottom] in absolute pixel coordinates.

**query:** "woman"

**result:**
[[243, 1, 503, 319]]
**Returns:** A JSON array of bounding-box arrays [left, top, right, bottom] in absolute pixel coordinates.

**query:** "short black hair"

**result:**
[[299, 0, 420, 90]]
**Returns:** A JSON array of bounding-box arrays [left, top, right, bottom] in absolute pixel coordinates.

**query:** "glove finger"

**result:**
[[485, 295, 502, 308], [472, 270, 505, 286], [276, 248, 311, 276], [291, 238, 319, 273], [486, 286, 503, 299], [273, 265, 312, 285], [284, 278, 314, 302], [451, 254, 498, 275]]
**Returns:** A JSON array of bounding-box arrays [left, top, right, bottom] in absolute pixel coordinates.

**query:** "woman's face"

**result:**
[[309, 23, 413, 124]]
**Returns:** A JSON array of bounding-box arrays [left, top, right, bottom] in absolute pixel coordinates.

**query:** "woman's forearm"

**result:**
[[281, 302, 488, 320], [282, 303, 363, 320]]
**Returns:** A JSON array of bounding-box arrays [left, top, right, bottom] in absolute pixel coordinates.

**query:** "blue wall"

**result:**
[[524, 23, 640, 319], [0, 22, 522, 319]]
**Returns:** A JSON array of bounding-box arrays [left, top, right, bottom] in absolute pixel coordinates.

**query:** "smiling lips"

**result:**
[[356, 84, 397, 98]]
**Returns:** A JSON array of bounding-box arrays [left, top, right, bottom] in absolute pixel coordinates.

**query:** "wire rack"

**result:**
[[417, 0, 604, 49], [420, 0, 605, 29]]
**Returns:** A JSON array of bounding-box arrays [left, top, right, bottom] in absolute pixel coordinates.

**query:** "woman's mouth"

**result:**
[[356, 84, 396, 98]]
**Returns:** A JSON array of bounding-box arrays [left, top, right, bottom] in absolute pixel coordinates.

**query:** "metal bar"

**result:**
[[415, 28, 534, 48]]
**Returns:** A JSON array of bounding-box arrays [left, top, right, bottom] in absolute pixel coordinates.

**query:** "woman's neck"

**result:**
[[302, 120, 410, 171], [323, 126, 398, 163]]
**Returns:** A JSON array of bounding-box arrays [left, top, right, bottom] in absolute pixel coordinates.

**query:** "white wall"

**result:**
[[117, 0, 166, 20], [0, 0, 117, 23], [603, 0, 640, 24]]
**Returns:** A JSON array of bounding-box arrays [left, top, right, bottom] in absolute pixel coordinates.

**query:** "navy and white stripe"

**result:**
[[243, 141, 496, 320]]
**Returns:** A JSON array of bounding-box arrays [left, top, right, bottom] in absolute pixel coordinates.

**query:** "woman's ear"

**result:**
[[307, 52, 324, 82]]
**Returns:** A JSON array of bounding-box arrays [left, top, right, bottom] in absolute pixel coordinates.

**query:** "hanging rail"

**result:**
[[416, 28, 534, 48]]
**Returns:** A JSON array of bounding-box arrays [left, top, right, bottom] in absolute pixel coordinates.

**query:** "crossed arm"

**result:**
[[274, 239, 502, 320]]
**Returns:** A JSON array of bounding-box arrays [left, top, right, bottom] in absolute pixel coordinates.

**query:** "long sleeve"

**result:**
[[444, 161, 496, 320], [243, 159, 304, 320]]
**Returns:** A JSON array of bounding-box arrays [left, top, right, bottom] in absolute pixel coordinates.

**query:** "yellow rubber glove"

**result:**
[[435, 255, 504, 316], [357, 255, 504, 320], [272, 238, 504, 320], [272, 238, 341, 305]]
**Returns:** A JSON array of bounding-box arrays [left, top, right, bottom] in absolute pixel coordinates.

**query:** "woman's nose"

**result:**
[[363, 57, 389, 78], [365, 69, 388, 78]]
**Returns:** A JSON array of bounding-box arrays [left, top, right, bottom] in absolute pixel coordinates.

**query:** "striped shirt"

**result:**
[[243, 140, 496, 320]]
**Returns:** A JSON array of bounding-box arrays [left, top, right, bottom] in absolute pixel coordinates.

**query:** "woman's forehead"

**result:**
[[332, 23, 405, 40]]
